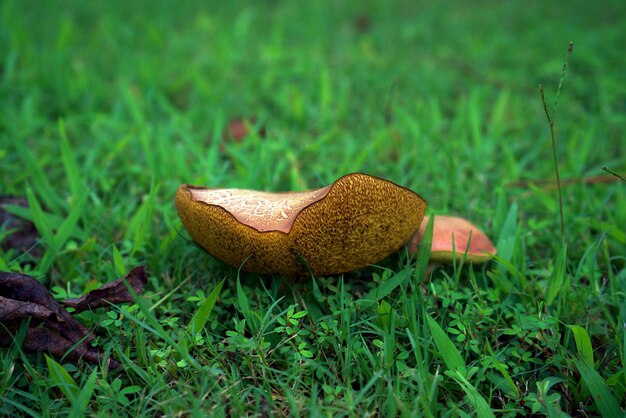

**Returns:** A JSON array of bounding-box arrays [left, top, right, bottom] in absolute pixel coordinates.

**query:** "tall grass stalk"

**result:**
[[539, 41, 574, 245]]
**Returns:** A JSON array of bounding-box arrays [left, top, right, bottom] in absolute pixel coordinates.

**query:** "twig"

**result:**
[[507, 174, 621, 189], [601, 166, 625, 182]]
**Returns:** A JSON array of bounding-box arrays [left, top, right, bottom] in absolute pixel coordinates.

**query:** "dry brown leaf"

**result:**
[[0, 267, 147, 369], [63, 266, 147, 312], [223, 117, 266, 142], [0, 196, 41, 259]]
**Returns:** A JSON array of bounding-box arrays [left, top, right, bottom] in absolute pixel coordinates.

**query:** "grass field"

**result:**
[[1, 0, 625, 416]]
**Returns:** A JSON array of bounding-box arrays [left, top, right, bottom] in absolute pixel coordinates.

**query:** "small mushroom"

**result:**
[[409, 215, 497, 264], [176, 173, 426, 277]]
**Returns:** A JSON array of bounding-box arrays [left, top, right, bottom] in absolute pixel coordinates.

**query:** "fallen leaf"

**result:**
[[223, 117, 266, 142], [354, 14, 371, 33], [0, 271, 92, 344], [0, 296, 55, 321], [0, 267, 147, 369], [63, 266, 147, 312], [0, 196, 41, 258], [7, 328, 120, 369]]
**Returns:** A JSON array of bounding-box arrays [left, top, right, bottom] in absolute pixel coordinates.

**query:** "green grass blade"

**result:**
[[0, 396, 42, 418], [496, 202, 518, 266], [491, 202, 518, 291], [26, 186, 57, 274], [25, 186, 53, 245], [572, 357, 623, 418], [544, 244, 567, 307], [426, 313, 467, 378], [37, 190, 87, 274], [413, 215, 434, 284], [358, 268, 410, 307], [450, 370, 496, 418], [112, 244, 126, 276], [17, 146, 66, 213], [58, 119, 86, 199], [568, 325, 593, 365], [118, 289, 201, 372], [68, 369, 97, 417], [236, 273, 258, 335], [189, 278, 225, 336], [485, 343, 518, 397], [405, 326, 436, 417], [377, 299, 392, 330], [54, 191, 87, 251], [45, 355, 79, 402], [124, 180, 158, 256], [1, 204, 81, 239]]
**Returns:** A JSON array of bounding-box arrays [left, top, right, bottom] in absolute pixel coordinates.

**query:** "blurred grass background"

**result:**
[[2, 1, 624, 262]]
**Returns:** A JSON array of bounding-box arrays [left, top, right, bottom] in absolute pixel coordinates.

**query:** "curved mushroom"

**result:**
[[409, 215, 497, 264], [176, 173, 426, 276]]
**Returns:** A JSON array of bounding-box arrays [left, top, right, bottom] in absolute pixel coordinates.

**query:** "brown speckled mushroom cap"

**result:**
[[176, 173, 427, 277], [409, 215, 497, 263]]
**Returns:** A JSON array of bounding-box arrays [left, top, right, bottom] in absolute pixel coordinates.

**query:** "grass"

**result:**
[[1, 0, 625, 416]]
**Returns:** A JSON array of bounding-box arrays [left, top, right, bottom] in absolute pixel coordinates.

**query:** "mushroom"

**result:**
[[175, 173, 426, 277], [409, 215, 497, 264]]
